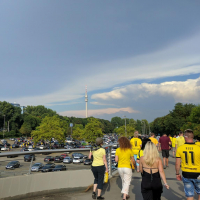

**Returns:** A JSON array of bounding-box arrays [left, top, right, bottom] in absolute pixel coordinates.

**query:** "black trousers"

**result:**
[[91, 165, 105, 190]]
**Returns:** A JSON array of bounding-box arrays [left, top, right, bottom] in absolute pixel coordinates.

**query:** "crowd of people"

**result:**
[[90, 129, 200, 200]]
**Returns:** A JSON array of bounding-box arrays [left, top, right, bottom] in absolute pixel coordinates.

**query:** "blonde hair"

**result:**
[[143, 142, 159, 167]]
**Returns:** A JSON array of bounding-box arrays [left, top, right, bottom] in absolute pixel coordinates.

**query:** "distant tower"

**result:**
[[85, 86, 88, 118]]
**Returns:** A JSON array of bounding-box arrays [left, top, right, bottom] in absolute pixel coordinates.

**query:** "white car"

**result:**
[[73, 158, 84, 164], [39, 145, 47, 150], [1, 147, 9, 151], [28, 146, 34, 151]]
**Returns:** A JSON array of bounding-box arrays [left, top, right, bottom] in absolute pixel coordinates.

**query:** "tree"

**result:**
[[111, 117, 123, 128], [72, 127, 84, 140], [31, 116, 66, 144], [83, 118, 103, 143], [114, 125, 135, 137], [19, 123, 32, 137]]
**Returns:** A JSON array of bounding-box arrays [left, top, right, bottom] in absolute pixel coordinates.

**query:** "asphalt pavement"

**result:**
[[23, 151, 198, 200]]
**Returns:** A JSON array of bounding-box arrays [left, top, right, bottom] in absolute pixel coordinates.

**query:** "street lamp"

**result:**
[[123, 116, 127, 137], [3, 115, 5, 138]]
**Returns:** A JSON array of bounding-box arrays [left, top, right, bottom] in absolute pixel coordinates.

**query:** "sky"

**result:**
[[1, 0, 200, 122]]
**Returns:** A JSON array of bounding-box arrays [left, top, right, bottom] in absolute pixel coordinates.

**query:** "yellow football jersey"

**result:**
[[195, 142, 200, 147], [130, 138, 142, 155], [176, 143, 200, 174], [172, 137, 176, 148], [137, 149, 144, 160]]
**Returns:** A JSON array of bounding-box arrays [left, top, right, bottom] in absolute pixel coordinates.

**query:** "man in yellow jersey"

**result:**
[[176, 131, 185, 151], [172, 135, 177, 158], [149, 133, 158, 147], [130, 131, 142, 172], [176, 129, 200, 200]]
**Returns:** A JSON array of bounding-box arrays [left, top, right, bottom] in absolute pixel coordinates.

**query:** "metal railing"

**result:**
[[0, 143, 118, 178]]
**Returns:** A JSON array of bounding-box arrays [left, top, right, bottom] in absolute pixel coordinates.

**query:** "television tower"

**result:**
[[85, 85, 88, 118]]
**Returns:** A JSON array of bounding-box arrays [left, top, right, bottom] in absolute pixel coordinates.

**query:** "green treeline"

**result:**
[[150, 103, 200, 137]]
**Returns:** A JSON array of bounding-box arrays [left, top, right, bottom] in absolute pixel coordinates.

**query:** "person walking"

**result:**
[[158, 134, 171, 169], [172, 135, 177, 158], [176, 129, 200, 200], [89, 138, 108, 200], [137, 138, 151, 164], [149, 133, 158, 147], [175, 131, 185, 151], [140, 142, 169, 200], [130, 131, 142, 172], [115, 137, 135, 200]]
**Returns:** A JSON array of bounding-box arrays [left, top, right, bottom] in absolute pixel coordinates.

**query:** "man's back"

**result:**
[[176, 143, 200, 177], [159, 136, 170, 150], [130, 137, 142, 155], [176, 136, 185, 148]]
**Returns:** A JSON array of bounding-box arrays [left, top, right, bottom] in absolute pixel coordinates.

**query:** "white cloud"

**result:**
[[92, 77, 200, 104], [59, 107, 139, 118]]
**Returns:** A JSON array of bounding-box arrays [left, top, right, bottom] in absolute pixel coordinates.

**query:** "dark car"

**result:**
[[84, 159, 92, 165], [44, 156, 54, 162], [0, 144, 4, 150], [72, 153, 87, 159], [54, 156, 63, 163], [20, 147, 29, 152], [6, 161, 20, 169], [12, 144, 19, 148], [52, 165, 67, 171], [41, 163, 55, 172], [24, 154, 35, 162], [7, 154, 18, 158]]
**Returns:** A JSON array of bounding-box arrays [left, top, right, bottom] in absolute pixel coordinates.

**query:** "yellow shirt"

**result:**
[[169, 137, 172, 142], [172, 137, 176, 147], [137, 150, 144, 160], [150, 137, 158, 146], [115, 148, 133, 168], [92, 148, 106, 166], [175, 136, 185, 148], [176, 143, 200, 176], [196, 142, 200, 147], [130, 138, 142, 155]]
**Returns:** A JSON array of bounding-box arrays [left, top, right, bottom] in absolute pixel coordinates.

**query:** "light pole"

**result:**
[[123, 116, 127, 137], [3, 115, 5, 138]]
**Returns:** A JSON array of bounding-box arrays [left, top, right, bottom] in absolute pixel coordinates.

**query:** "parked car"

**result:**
[[7, 154, 18, 158], [54, 156, 63, 163], [63, 157, 73, 164], [52, 165, 67, 171], [24, 154, 35, 162], [1, 147, 9, 151], [41, 163, 55, 172], [31, 163, 44, 172], [10, 138, 15, 141], [5, 161, 20, 169], [20, 147, 29, 152], [72, 153, 87, 159], [12, 144, 19, 148], [28, 146, 34, 151], [0, 144, 4, 150], [44, 156, 54, 162], [84, 159, 92, 165], [60, 154, 68, 159], [39, 145, 47, 150], [73, 158, 84, 164]]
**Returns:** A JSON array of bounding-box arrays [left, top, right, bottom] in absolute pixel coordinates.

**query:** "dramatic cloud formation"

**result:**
[[92, 77, 200, 104]]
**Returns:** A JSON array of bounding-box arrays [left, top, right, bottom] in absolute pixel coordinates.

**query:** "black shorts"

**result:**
[[162, 150, 169, 158]]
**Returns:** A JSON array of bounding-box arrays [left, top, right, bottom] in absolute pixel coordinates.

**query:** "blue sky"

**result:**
[[1, 0, 200, 122]]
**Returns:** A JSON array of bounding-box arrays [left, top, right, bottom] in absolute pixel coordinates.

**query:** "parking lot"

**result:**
[[0, 140, 91, 178]]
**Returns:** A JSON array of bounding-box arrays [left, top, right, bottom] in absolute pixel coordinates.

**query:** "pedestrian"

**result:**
[[176, 129, 200, 200], [172, 135, 176, 158], [149, 133, 158, 147], [175, 131, 185, 151], [158, 134, 171, 169], [140, 142, 169, 200], [130, 131, 142, 172], [89, 137, 108, 200], [169, 134, 172, 150], [137, 138, 151, 164], [115, 137, 135, 200]]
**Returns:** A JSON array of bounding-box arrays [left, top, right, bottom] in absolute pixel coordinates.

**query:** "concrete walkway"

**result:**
[[28, 152, 198, 200]]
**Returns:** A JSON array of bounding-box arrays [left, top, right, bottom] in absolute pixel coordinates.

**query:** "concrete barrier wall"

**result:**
[[0, 170, 93, 199]]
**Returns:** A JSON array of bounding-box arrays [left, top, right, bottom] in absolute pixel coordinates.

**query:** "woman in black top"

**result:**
[[139, 142, 169, 200]]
